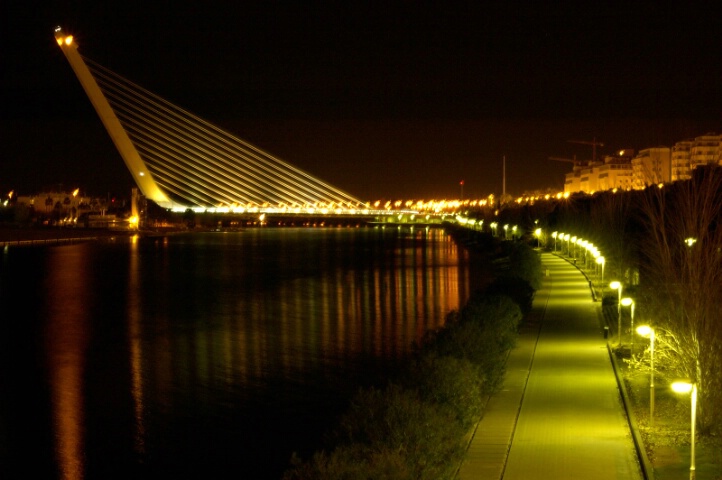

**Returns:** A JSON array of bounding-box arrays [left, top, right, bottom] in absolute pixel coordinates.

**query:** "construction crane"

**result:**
[[548, 156, 582, 166], [568, 138, 604, 163]]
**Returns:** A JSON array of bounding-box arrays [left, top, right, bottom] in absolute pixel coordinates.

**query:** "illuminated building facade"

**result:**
[[631, 147, 671, 189], [564, 133, 721, 194], [672, 140, 693, 181]]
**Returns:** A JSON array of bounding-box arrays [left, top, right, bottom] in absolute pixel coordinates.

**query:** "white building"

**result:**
[[562, 132, 721, 195], [689, 132, 720, 170], [671, 140, 693, 181], [631, 147, 671, 189], [564, 151, 634, 194]]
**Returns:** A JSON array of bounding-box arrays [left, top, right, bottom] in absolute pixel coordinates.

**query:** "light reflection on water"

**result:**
[[0, 227, 484, 479]]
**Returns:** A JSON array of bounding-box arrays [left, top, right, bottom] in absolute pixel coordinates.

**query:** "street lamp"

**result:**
[[596, 256, 605, 283], [621, 297, 635, 349], [609, 281, 623, 345], [671, 380, 698, 480], [636, 325, 655, 427], [552, 231, 558, 252]]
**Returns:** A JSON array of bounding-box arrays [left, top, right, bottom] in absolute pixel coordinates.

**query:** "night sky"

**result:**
[[3, 1, 721, 201]]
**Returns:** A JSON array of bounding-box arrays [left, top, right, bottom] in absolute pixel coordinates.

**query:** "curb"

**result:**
[[607, 343, 654, 480]]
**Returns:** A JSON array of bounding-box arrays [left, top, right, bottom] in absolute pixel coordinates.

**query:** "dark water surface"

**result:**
[[0, 227, 486, 479]]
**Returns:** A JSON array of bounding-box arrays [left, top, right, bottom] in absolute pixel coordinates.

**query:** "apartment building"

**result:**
[[564, 151, 634, 194], [563, 132, 720, 194], [689, 132, 720, 170], [671, 140, 693, 181], [631, 147, 671, 189]]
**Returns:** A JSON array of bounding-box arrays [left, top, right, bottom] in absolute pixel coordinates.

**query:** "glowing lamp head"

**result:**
[[54, 27, 74, 47], [671, 381, 694, 394], [621, 297, 634, 307], [636, 325, 652, 337], [609, 281, 621, 290]]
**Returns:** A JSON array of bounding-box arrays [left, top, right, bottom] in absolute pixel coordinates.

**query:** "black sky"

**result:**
[[2, 0, 721, 200]]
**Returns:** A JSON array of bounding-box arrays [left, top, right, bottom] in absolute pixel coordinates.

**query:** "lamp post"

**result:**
[[672, 380, 698, 480], [621, 297, 636, 350], [552, 231, 558, 252], [636, 325, 655, 427], [597, 256, 605, 284], [609, 281, 623, 345]]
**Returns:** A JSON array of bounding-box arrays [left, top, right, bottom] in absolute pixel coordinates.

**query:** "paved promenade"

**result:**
[[458, 252, 643, 480]]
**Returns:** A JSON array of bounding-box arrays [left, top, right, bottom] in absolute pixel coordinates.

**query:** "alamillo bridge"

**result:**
[[54, 27, 424, 223]]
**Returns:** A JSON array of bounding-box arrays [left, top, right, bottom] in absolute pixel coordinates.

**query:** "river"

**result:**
[[0, 226, 488, 479]]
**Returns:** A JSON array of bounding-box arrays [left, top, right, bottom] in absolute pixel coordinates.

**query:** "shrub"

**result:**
[[403, 352, 485, 430], [283, 445, 410, 480], [461, 292, 522, 350], [420, 316, 501, 392], [485, 276, 535, 314], [333, 384, 466, 480]]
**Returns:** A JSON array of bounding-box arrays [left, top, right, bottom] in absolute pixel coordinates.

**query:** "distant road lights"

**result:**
[[636, 325, 656, 426], [671, 380, 698, 480], [609, 281, 623, 345], [685, 237, 697, 247], [503, 224, 509, 239], [621, 297, 636, 349]]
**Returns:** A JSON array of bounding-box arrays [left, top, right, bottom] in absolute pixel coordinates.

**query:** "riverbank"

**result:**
[[0, 225, 193, 245]]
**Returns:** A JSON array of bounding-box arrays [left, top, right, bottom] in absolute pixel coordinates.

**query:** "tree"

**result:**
[[635, 166, 722, 433], [183, 208, 196, 228], [588, 190, 639, 283]]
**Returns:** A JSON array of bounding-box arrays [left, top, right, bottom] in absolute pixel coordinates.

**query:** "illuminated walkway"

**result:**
[[458, 252, 643, 480]]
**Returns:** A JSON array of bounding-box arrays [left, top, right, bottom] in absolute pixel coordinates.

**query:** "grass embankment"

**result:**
[[603, 306, 722, 480]]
